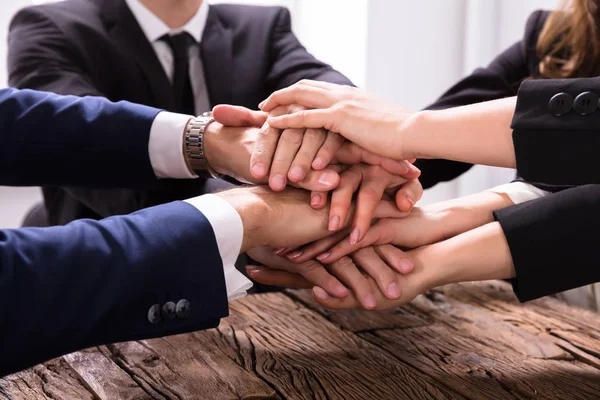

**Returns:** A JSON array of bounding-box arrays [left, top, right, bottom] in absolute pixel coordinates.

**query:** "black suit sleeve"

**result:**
[[8, 7, 173, 218], [265, 7, 353, 90], [511, 76, 600, 189], [416, 10, 548, 189], [8, 7, 99, 96], [494, 185, 600, 302]]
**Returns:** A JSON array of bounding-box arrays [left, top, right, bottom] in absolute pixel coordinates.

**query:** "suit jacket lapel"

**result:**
[[97, 0, 176, 111], [201, 8, 234, 107]]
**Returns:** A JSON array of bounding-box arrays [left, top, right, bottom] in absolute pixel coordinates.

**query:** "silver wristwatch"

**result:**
[[183, 112, 221, 178]]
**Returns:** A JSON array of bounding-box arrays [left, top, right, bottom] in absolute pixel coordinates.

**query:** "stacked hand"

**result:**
[[209, 80, 518, 312], [208, 97, 428, 310], [208, 80, 484, 311]]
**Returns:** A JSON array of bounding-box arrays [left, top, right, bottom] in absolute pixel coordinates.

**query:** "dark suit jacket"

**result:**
[[8, 0, 352, 225], [0, 88, 228, 376], [494, 75, 600, 302]]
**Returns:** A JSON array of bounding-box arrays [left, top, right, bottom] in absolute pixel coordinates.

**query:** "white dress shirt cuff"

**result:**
[[184, 194, 253, 301], [488, 181, 551, 205], [148, 111, 197, 179]]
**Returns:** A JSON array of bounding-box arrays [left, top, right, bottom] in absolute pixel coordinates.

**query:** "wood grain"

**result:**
[[0, 358, 95, 400], [3, 282, 599, 400], [288, 281, 600, 400], [215, 293, 464, 400]]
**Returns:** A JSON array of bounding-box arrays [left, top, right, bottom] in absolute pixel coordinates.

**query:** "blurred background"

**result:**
[[0, 0, 559, 228]]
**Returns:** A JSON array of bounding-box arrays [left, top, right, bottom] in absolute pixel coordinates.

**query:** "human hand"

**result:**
[[259, 80, 421, 160], [311, 257, 427, 311], [215, 186, 401, 253], [203, 120, 340, 191], [315, 163, 422, 244], [247, 245, 413, 309], [313, 221, 516, 310], [213, 103, 420, 191], [291, 192, 505, 265]]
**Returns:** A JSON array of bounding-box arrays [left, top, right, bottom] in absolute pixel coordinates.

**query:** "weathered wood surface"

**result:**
[[2, 281, 599, 400]]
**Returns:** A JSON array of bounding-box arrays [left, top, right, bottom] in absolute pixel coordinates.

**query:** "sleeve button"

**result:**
[[176, 299, 191, 319], [147, 304, 163, 324], [573, 91, 598, 115], [548, 92, 574, 116], [162, 301, 177, 320]]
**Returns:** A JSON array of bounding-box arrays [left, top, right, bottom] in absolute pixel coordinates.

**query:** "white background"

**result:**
[[0, 0, 558, 228]]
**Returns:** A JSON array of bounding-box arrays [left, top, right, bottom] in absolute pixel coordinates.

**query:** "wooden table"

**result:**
[[2, 281, 600, 400]]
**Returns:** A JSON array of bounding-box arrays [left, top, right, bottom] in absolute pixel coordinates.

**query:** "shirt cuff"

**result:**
[[184, 194, 253, 301], [487, 181, 551, 205], [148, 111, 198, 179]]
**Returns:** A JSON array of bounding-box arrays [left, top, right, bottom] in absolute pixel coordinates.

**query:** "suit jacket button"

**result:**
[[176, 299, 191, 319], [162, 301, 177, 320], [548, 92, 573, 116], [573, 91, 598, 115], [148, 304, 162, 324]]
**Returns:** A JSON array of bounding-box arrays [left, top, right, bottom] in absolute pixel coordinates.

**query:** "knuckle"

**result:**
[[358, 187, 381, 203], [335, 256, 355, 269], [365, 165, 383, 176], [305, 128, 325, 142], [282, 129, 304, 146]]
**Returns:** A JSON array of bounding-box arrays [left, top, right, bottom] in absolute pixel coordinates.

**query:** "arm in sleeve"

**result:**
[[511, 76, 600, 188], [0, 88, 159, 187], [416, 10, 548, 189], [493, 184, 600, 302], [7, 7, 191, 216], [0, 200, 229, 376], [265, 7, 353, 90]]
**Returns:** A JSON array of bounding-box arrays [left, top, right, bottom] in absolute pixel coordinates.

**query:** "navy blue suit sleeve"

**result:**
[[0, 200, 228, 376], [0, 88, 161, 188], [265, 7, 353, 90]]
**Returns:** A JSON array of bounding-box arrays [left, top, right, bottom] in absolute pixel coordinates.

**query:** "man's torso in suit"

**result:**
[[8, 0, 351, 225]]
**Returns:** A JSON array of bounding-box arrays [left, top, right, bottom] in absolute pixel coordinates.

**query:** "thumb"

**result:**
[[212, 104, 267, 127]]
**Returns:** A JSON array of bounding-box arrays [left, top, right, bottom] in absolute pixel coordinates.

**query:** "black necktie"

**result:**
[[160, 33, 196, 115]]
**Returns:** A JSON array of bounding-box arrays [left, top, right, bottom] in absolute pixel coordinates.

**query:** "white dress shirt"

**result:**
[[125, 1, 253, 300], [125, 0, 212, 116], [148, 112, 253, 300]]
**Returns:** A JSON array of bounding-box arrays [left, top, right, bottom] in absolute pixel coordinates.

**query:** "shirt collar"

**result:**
[[124, 0, 209, 43]]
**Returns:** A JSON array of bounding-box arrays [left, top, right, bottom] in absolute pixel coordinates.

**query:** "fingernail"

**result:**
[[311, 193, 322, 207], [317, 170, 338, 187], [317, 252, 331, 261], [364, 295, 377, 309], [398, 259, 414, 274], [313, 157, 327, 170], [258, 100, 266, 109], [252, 163, 267, 178], [387, 282, 402, 299], [271, 174, 286, 190], [349, 228, 361, 245], [246, 266, 259, 272], [328, 216, 340, 231], [287, 251, 303, 259], [273, 248, 288, 256], [314, 287, 330, 300], [289, 166, 305, 181]]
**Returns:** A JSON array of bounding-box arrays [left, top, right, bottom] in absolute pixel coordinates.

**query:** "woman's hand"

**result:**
[[316, 163, 422, 244], [214, 103, 418, 191], [289, 190, 514, 264], [259, 80, 421, 160], [248, 244, 413, 309], [312, 246, 431, 311]]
